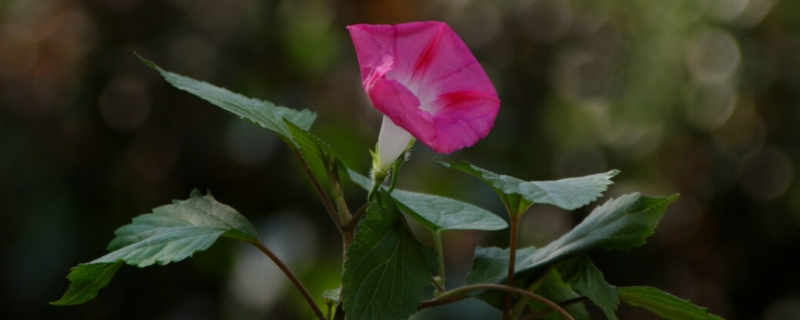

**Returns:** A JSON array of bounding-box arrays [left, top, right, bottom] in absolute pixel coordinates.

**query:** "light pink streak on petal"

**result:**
[[348, 21, 500, 154]]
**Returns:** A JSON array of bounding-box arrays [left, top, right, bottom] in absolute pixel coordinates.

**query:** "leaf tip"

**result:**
[[135, 52, 158, 70]]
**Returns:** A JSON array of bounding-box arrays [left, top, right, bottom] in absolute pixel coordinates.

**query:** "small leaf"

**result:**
[[54, 190, 259, 305], [51, 262, 123, 306], [527, 269, 590, 320], [322, 287, 341, 306], [138, 54, 316, 140], [560, 255, 619, 320], [348, 170, 507, 232], [619, 286, 723, 320], [439, 160, 618, 212], [342, 191, 438, 320]]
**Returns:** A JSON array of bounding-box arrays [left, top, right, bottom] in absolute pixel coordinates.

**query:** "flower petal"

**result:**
[[348, 21, 500, 154]]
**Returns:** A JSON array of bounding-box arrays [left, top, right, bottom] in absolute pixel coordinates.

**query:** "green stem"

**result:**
[[251, 241, 326, 320], [387, 160, 402, 194], [288, 146, 341, 228], [433, 231, 446, 292], [504, 215, 521, 320], [417, 284, 574, 320]]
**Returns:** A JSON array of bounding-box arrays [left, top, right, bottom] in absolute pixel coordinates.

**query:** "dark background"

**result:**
[[2, 0, 799, 319]]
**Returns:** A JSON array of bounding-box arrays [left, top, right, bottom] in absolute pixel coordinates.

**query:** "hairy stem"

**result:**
[[251, 241, 326, 320], [417, 284, 574, 320]]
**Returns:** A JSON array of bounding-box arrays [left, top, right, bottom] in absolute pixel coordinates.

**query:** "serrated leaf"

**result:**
[[619, 286, 723, 320], [51, 262, 123, 305], [560, 255, 619, 320], [100, 190, 259, 266], [348, 170, 507, 232], [467, 194, 677, 307], [138, 54, 316, 140], [54, 190, 259, 305], [342, 191, 438, 320], [527, 269, 590, 320], [439, 160, 618, 212]]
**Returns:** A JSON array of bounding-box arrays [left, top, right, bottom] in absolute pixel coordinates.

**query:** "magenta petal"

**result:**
[[348, 21, 500, 154]]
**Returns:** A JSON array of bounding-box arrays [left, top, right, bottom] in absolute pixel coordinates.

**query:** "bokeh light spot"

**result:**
[[738, 146, 794, 201], [685, 28, 741, 83], [99, 76, 152, 133], [684, 81, 737, 130]]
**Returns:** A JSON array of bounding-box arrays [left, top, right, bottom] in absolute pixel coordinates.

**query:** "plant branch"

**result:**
[[519, 297, 588, 320], [288, 146, 341, 228], [251, 241, 326, 320], [417, 284, 574, 320]]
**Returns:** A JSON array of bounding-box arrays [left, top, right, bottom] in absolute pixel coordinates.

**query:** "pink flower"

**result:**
[[348, 21, 500, 170]]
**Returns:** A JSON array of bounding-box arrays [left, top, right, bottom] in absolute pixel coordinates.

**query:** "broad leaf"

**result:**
[[439, 160, 618, 213], [619, 286, 723, 320], [348, 170, 507, 232], [51, 262, 123, 305], [560, 255, 619, 320], [467, 193, 677, 307], [504, 193, 675, 282], [139, 55, 316, 140], [342, 191, 438, 320], [54, 190, 259, 305], [527, 269, 590, 320]]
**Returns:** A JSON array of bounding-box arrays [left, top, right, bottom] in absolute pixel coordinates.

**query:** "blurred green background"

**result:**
[[2, 0, 800, 319]]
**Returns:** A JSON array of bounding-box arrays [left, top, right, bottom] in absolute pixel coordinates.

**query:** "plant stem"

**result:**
[[417, 284, 574, 320], [387, 160, 402, 194], [288, 146, 341, 228], [251, 241, 326, 320], [504, 215, 521, 320], [433, 231, 446, 292]]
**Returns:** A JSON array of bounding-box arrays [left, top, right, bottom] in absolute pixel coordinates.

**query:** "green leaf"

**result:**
[[322, 287, 341, 306], [439, 160, 619, 212], [507, 193, 676, 282], [619, 286, 723, 320], [348, 170, 507, 232], [467, 193, 677, 307], [51, 262, 123, 305], [342, 191, 438, 320], [54, 190, 259, 305], [138, 54, 316, 140], [101, 190, 259, 266], [559, 255, 619, 320], [527, 269, 590, 320]]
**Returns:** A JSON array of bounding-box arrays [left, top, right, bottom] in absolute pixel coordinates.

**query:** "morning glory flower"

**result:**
[[348, 21, 500, 173]]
